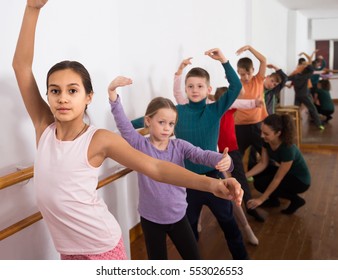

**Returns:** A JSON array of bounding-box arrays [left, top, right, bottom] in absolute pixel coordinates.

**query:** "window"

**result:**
[[315, 40, 338, 70]]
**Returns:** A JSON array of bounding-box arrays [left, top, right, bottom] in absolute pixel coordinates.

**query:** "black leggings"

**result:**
[[253, 165, 310, 200], [140, 215, 200, 260]]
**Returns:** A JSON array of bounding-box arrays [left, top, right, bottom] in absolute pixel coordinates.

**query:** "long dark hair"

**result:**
[[263, 114, 295, 146]]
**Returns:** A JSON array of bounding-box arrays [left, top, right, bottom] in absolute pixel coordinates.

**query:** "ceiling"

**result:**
[[277, 0, 338, 19]]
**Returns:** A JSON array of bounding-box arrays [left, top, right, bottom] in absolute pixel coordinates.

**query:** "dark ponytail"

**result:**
[[263, 114, 295, 146]]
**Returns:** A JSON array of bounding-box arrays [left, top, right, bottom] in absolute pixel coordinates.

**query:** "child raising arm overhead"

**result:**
[[108, 76, 233, 259], [12, 0, 242, 260], [173, 63, 260, 244]]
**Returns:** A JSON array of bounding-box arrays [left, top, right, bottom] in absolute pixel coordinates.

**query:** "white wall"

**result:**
[[311, 18, 338, 40], [116, 0, 249, 118], [0, 0, 317, 260], [251, 0, 288, 69]]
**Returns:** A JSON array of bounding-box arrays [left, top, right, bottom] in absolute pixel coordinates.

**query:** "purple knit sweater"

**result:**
[[110, 96, 232, 224]]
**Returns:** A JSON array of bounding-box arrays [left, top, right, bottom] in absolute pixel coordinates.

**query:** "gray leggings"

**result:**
[[295, 94, 322, 127]]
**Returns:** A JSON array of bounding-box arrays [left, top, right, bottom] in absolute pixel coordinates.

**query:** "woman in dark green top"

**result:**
[[245, 114, 311, 215], [314, 79, 335, 123]]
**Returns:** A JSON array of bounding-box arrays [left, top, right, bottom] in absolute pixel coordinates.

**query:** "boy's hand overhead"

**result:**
[[205, 48, 228, 64]]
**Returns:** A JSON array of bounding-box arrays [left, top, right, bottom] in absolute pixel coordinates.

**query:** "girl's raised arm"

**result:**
[[13, 0, 54, 139]]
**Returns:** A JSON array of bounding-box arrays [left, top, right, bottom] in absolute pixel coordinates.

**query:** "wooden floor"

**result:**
[[130, 105, 338, 260]]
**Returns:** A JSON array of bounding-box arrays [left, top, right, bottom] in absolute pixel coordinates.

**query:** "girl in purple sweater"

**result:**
[[108, 76, 233, 260]]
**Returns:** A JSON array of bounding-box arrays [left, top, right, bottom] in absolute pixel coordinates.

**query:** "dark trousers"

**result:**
[[140, 215, 200, 260], [315, 104, 334, 120], [186, 170, 248, 260], [253, 165, 310, 200], [228, 150, 252, 205], [235, 123, 263, 170], [295, 94, 322, 127]]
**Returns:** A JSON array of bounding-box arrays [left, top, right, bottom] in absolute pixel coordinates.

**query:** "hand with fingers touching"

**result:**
[[215, 147, 232, 172], [204, 48, 228, 63], [215, 177, 243, 206], [176, 57, 193, 76], [235, 45, 251, 56], [267, 64, 280, 71], [108, 76, 133, 102]]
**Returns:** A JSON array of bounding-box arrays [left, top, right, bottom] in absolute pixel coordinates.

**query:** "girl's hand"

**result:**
[[108, 76, 132, 101], [214, 177, 243, 206], [247, 197, 264, 209], [215, 148, 231, 172], [27, 0, 48, 9], [180, 57, 193, 69]]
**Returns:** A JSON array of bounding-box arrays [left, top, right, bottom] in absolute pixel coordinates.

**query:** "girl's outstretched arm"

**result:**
[[90, 129, 243, 205]]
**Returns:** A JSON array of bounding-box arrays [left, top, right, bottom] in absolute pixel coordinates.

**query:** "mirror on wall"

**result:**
[[299, 39, 338, 148], [301, 102, 338, 147]]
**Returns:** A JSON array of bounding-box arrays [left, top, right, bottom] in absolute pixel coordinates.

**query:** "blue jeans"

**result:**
[[186, 169, 249, 260]]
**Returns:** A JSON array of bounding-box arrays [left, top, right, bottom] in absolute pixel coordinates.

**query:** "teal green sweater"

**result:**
[[132, 61, 242, 174]]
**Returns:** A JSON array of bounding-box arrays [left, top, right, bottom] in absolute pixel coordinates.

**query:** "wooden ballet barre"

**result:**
[[0, 212, 42, 241], [0, 167, 133, 241], [97, 167, 132, 189], [0, 166, 34, 190]]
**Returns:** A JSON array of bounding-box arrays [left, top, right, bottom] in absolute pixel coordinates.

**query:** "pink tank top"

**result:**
[[34, 123, 121, 255]]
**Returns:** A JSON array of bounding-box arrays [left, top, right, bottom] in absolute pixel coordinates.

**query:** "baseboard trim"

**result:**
[[301, 143, 338, 152]]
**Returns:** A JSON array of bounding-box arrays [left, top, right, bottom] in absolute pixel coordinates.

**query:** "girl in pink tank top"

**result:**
[[13, 0, 244, 259]]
